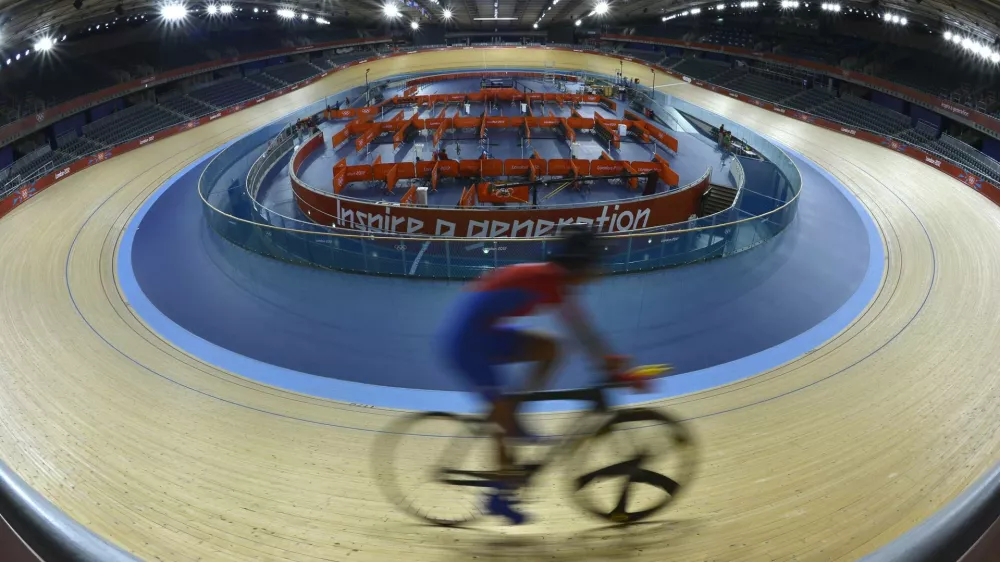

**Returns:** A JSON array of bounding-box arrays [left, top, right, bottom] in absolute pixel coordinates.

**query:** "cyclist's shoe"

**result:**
[[486, 491, 529, 525]]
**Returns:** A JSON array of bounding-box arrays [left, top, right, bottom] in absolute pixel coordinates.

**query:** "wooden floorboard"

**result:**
[[0, 49, 996, 560]]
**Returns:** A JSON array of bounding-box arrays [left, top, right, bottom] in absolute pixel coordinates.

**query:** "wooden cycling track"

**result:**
[[0, 48, 997, 561]]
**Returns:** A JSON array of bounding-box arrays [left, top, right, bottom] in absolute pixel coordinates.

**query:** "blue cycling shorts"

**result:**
[[442, 289, 534, 401]]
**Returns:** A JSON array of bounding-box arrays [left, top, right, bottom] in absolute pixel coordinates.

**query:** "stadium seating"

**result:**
[[82, 103, 183, 146], [263, 62, 323, 85], [58, 136, 106, 157], [781, 88, 835, 112], [808, 94, 912, 136], [160, 95, 216, 119], [621, 49, 667, 66], [249, 72, 288, 90], [722, 73, 803, 103], [700, 29, 755, 49], [672, 58, 732, 81], [188, 77, 271, 109], [923, 134, 1000, 184]]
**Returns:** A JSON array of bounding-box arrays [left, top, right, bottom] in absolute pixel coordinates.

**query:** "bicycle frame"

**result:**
[[441, 383, 625, 488]]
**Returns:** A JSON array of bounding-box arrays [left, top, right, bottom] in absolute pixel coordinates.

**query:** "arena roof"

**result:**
[[1, 1, 1000, 51]]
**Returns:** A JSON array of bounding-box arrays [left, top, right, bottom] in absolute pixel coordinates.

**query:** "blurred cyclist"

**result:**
[[441, 224, 627, 524]]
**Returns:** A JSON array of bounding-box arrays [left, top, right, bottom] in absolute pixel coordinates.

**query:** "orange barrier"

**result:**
[[600, 97, 617, 112], [333, 168, 347, 194], [623, 161, 639, 190], [331, 128, 350, 149], [480, 115, 487, 140], [548, 159, 572, 176], [436, 159, 459, 177], [599, 151, 613, 161], [459, 160, 481, 177], [594, 114, 621, 150], [459, 186, 477, 207], [334, 157, 347, 173], [572, 159, 591, 176], [643, 121, 679, 153], [571, 108, 583, 118], [373, 154, 382, 166], [559, 119, 576, 143], [481, 159, 504, 177], [343, 165, 374, 183], [453, 116, 479, 129], [355, 124, 379, 152], [433, 120, 447, 147], [326, 108, 359, 120], [403, 85, 418, 97], [522, 119, 531, 142], [385, 165, 399, 193], [477, 182, 531, 204], [505, 159, 533, 176], [347, 116, 373, 135], [431, 162, 440, 191], [567, 116, 595, 130], [400, 185, 418, 204], [591, 159, 624, 175]]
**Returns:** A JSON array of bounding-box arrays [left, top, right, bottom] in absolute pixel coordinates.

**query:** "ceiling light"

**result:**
[[900, 17, 907, 25], [411, 20, 419, 29], [575, 19, 582, 25], [220, 4, 233, 14], [34, 36, 55, 52], [316, 17, 330, 24], [206, 4, 218, 15], [160, 2, 188, 21], [384, 3, 401, 18], [442, 8, 452, 19], [717, 3, 725, 9], [944, 30, 952, 40], [594, 1, 609, 15], [533, 22, 538, 28], [277, 8, 295, 18], [991, 51, 1000, 63], [301, 13, 310, 20], [253, 7, 259, 12], [951, 34, 961, 44]]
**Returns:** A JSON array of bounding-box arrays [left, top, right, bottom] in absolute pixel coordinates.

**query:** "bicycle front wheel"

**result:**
[[371, 411, 496, 526], [567, 407, 697, 524]]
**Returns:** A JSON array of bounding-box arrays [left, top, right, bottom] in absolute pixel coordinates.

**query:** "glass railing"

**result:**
[[200, 67, 801, 279]]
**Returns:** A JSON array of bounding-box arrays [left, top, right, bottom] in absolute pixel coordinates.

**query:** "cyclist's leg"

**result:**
[[498, 329, 560, 393], [443, 328, 515, 471]]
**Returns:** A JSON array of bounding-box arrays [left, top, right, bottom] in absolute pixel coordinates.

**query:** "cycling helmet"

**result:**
[[550, 223, 602, 272]]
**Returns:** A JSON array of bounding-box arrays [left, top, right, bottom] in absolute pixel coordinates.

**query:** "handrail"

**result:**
[[0, 460, 138, 561], [862, 463, 1000, 561]]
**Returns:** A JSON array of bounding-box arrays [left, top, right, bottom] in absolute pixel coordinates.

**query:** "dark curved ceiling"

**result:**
[[1, 0, 1000, 51]]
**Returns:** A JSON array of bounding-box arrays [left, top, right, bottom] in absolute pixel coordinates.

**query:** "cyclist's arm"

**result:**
[[558, 298, 614, 369]]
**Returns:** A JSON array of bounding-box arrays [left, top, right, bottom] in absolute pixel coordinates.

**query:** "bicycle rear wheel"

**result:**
[[567, 408, 697, 524], [371, 411, 495, 526]]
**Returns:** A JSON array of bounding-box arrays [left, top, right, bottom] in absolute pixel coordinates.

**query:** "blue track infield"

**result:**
[[118, 133, 883, 414]]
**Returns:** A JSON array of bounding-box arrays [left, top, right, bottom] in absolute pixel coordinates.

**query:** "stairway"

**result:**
[[701, 184, 739, 216]]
